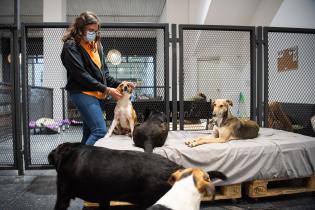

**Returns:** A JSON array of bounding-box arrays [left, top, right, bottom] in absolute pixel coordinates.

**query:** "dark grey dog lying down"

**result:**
[[133, 109, 169, 153], [48, 142, 182, 210]]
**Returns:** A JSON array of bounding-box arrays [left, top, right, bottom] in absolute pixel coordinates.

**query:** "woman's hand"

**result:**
[[106, 81, 136, 101], [107, 87, 123, 101]]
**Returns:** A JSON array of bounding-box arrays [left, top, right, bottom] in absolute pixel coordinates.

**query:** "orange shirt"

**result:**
[[80, 40, 106, 99]]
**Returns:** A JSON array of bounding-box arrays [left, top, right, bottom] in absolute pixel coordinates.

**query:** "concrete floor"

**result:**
[[0, 170, 315, 210], [1, 126, 315, 209]]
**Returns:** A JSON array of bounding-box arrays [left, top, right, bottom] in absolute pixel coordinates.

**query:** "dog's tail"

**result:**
[[207, 171, 227, 201], [143, 140, 153, 153], [207, 171, 227, 181]]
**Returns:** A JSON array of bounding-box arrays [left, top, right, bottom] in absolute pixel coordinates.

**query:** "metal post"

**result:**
[[164, 24, 170, 125], [256, 27, 264, 126], [171, 24, 178, 130], [21, 23, 30, 171], [178, 25, 184, 130], [13, 0, 24, 175], [263, 28, 269, 128], [62, 88, 65, 120]]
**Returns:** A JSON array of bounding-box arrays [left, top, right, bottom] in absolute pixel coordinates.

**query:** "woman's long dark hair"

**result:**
[[62, 11, 101, 49]]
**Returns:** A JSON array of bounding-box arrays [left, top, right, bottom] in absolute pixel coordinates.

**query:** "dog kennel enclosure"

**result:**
[[0, 22, 315, 173]]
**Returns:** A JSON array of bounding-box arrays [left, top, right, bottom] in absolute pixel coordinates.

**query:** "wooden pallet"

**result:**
[[111, 184, 242, 204], [84, 184, 242, 207], [203, 183, 242, 201], [244, 175, 315, 198], [83, 201, 132, 207], [110, 201, 132, 206]]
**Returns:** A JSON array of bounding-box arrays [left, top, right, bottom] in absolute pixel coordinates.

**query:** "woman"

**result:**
[[61, 11, 123, 145]]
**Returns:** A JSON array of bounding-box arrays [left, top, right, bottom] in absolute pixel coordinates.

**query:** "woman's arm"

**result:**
[[61, 42, 107, 92]]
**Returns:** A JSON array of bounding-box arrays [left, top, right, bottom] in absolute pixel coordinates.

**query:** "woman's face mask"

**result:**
[[85, 31, 96, 42]]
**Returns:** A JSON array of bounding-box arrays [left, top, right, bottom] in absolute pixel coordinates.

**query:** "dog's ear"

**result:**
[[167, 169, 184, 185], [117, 83, 124, 93], [197, 92, 206, 100], [226, 100, 233, 107], [48, 149, 56, 166], [207, 171, 227, 181], [201, 182, 216, 200], [161, 112, 168, 123], [167, 173, 177, 185], [143, 108, 152, 121], [129, 82, 136, 89], [48, 142, 74, 169]]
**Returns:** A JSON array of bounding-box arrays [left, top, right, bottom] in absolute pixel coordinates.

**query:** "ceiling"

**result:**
[[0, 0, 284, 26], [0, 0, 166, 23], [67, 0, 166, 23]]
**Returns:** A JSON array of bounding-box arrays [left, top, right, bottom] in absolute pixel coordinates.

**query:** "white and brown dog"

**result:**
[[147, 168, 227, 210], [186, 99, 259, 147], [105, 81, 137, 138]]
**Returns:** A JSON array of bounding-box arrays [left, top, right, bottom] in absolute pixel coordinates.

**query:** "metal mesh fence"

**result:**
[[25, 26, 69, 166], [23, 24, 168, 167], [101, 27, 167, 122], [0, 27, 14, 168], [265, 29, 315, 137], [180, 26, 254, 130], [5, 23, 314, 169]]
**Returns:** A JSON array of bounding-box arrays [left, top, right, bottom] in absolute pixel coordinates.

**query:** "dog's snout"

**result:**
[[124, 86, 127, 91], [212, 113, 216, 117]]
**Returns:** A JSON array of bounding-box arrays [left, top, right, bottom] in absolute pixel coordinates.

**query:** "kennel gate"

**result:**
[[263, 27, 315, 136], [20, 23, 169, 169], [177, 25, 257, 130], [1, 24, 315, 172], [0, 24, 22, 171]]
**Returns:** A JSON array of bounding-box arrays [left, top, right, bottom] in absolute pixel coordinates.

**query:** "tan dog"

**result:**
[[148, 168, 226, 210], [186, 99, 259, 147], [105, 81, 137, 138]]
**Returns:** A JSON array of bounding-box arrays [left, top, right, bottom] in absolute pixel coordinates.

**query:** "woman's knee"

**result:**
[[92, 127, 107, 138]]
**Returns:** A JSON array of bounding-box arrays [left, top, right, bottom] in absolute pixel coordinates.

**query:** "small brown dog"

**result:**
[[105, 81, 137, 138], [186, 99, 259, 147], [268, 101, 293, 132]]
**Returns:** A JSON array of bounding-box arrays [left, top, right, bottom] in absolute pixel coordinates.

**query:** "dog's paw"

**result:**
[[187, 142, 198, 147], [185, 139, 198, 147]]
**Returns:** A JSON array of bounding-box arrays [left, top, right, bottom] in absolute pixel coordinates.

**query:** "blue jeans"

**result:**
[[69, 93, 107, 145]]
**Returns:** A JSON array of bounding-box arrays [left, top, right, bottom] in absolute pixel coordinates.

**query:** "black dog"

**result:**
[[133, 109, 169, 153], [48, 142, 182, 210]]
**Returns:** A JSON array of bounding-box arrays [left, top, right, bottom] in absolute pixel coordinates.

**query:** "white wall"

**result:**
[[267, 0, 315, 104], [188, 0, 212, 24], [271, 0, 315, 28], [160, 0, 212, 100], [43, 0, 67, 120], [43, 0, 66, 22], [250, 0, 283, 26], [159, 0, 188, 100], [159, 0, 189, 24], [268, 32, 315, 104], [204, 0, 260, 25], [161, 0, 216, 25]]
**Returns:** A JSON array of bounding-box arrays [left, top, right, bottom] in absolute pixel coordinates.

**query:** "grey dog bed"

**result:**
[[95, 128, 315, 186]]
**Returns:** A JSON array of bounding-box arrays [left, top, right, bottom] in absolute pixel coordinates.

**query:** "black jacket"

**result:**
[[61, 39, 120, 93]]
